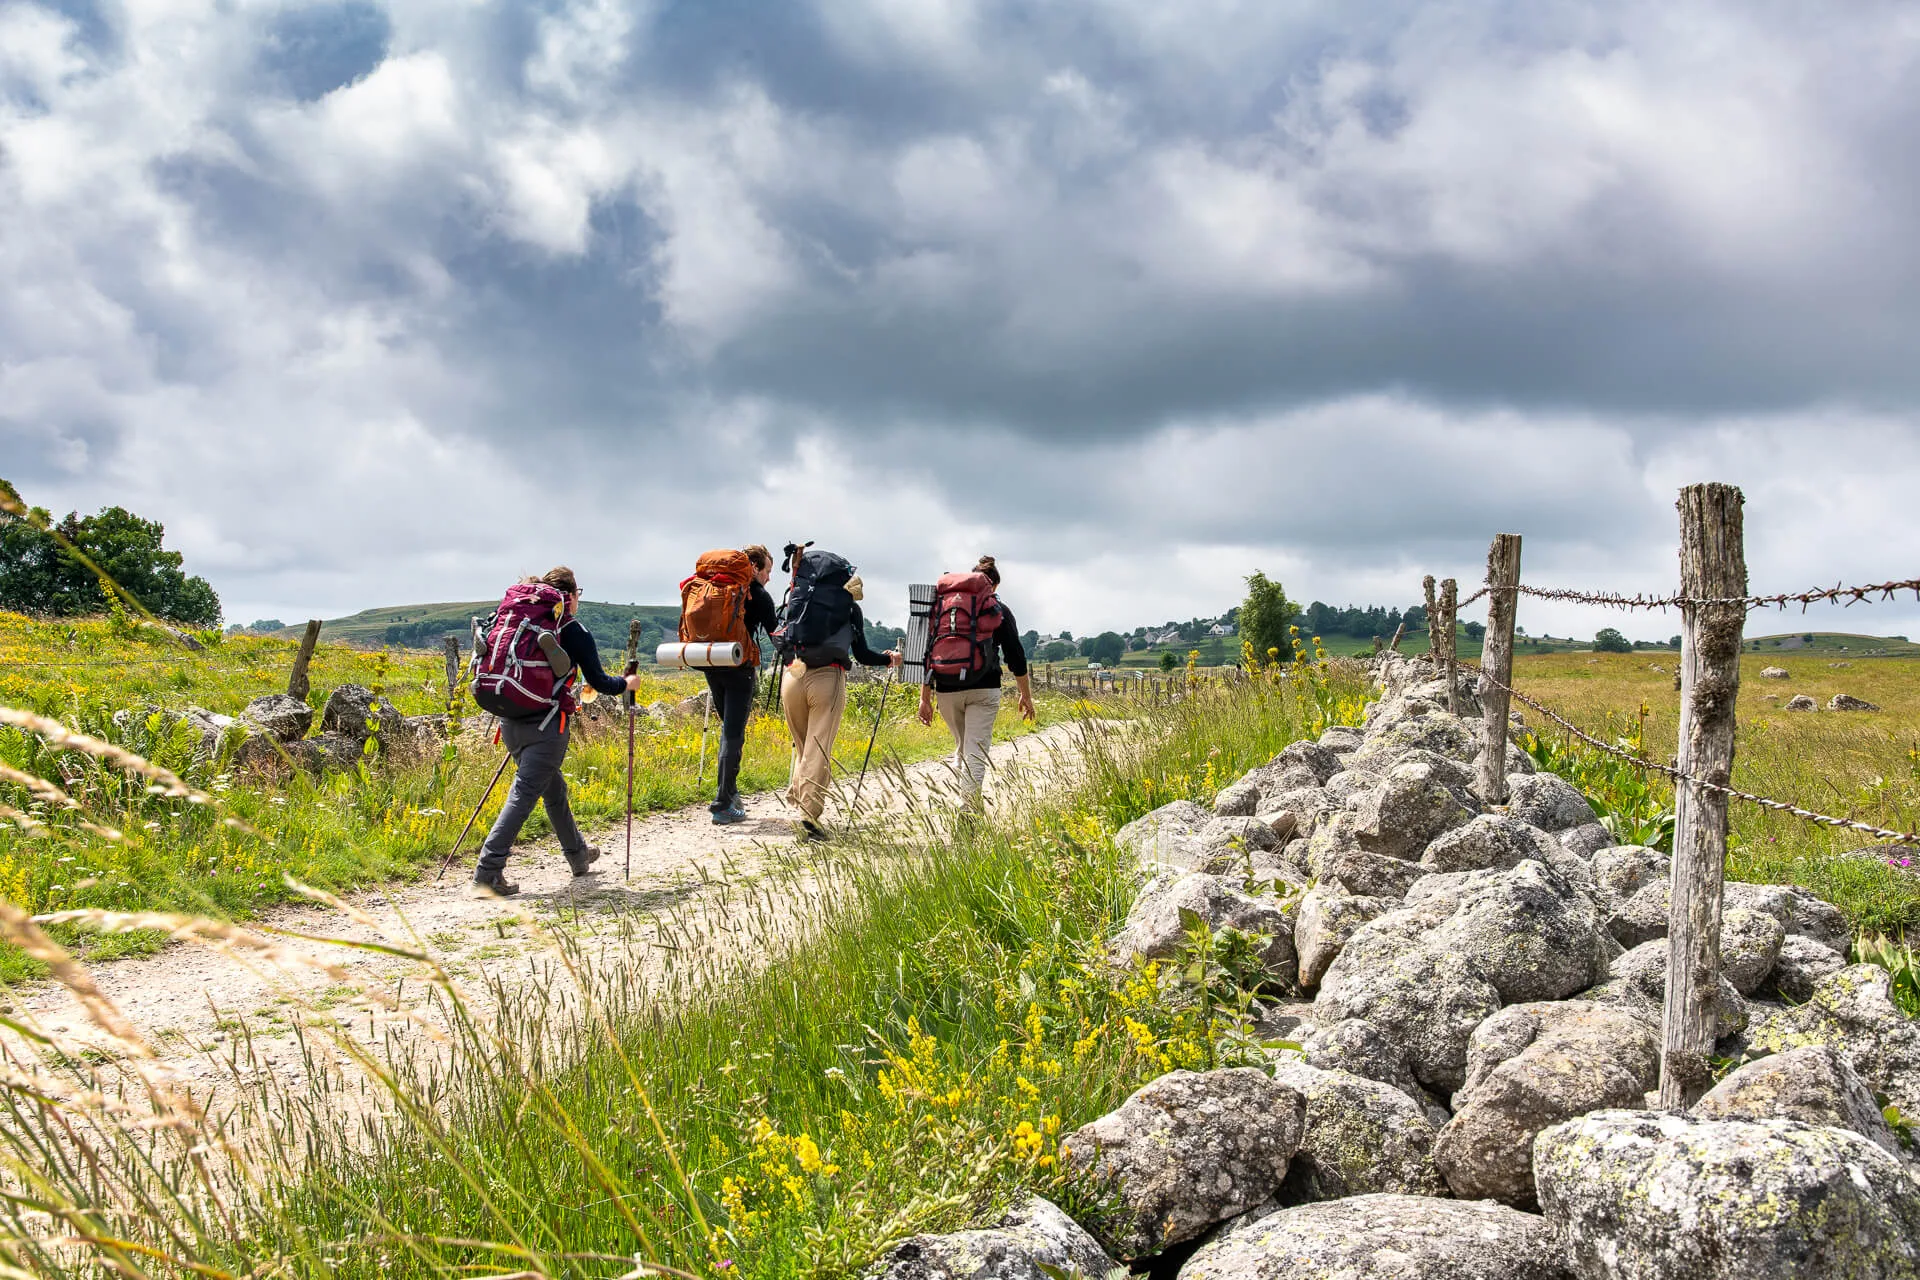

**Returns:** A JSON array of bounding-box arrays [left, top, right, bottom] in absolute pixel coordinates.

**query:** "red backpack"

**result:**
[[928, 571, 1003, 678], [470, 582, 578, 725]]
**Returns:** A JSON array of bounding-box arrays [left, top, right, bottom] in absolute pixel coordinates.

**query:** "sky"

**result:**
[[4, 0, 1919, 643]]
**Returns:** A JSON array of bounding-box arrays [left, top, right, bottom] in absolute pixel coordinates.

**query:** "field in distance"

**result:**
[[264, 599, 683, 657]]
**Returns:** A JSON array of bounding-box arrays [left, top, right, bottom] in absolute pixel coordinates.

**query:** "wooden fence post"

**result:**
[[1388, 621, 1406, 653], [1423, 576, 1439, 669], [443, 635, 460, 714], [288, 619, 321, 702], [1477, 535, 1523, 804], [1660, 482, 1747, 1109], [1441, 578, 1460, 715]]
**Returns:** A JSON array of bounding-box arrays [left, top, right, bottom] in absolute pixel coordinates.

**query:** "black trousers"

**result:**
[[703, 665, 757, 808]]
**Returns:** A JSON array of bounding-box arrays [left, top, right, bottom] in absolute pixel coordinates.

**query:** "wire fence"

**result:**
[[1453, 577, 1920, 614]]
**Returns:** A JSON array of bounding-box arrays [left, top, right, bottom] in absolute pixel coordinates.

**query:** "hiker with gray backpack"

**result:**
[[464, 566, 642, 896], [917, 556, 1033, 808], [771, 544, 901, 840]]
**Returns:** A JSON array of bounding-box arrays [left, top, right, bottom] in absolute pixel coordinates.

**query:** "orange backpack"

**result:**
[[679, 550, 759, 666]]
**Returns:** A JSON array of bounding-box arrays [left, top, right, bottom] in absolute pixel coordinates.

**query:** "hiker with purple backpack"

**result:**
[[916, 556, 1033, 808], [466, 566, 642, 897]]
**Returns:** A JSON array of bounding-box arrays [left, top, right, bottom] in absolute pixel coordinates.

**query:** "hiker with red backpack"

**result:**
[[466, 566, 643, 896], [916, 556, 1033, 808], [678, 544, 781, 825], [771, 544, 901, 840]]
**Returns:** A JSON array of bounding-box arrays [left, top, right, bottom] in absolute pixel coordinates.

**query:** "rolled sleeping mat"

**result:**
[[656, 641, 746, 669]]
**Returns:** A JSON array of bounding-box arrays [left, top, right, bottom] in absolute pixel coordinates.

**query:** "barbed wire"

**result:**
[[1444, 578, 1920, 614], [1437, 655, 1920, 848]]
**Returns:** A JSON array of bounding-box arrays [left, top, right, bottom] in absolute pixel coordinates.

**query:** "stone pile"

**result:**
[[869, 652, 1920, 1280]]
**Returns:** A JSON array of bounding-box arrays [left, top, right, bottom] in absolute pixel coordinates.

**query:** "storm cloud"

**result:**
[[3, 0, 1918, 637]]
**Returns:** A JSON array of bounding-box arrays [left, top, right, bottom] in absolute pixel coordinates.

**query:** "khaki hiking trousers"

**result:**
[[936, 686, 1001, 807], [782, 662, 847, 823]]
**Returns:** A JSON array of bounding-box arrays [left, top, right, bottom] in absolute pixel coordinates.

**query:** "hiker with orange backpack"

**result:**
[[467, 566, 644, 896], [916, 556, 1033, 808], [678, 544, 781, 825]]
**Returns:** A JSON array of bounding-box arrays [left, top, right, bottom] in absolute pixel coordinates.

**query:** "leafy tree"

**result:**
[[1092, 631, 1125, 664], [1039, 640, 1074, 663], [1159, 650, 1178, 672], [1594, 628, 1633, 654], [1058, 630, 1073, 643], [1668, 635, 1682, 650], [1020, 630, 1039, 657], [1463, 621, 1486, 640], [1238, 571, 1297, 667], [0, 479, 222, 626]]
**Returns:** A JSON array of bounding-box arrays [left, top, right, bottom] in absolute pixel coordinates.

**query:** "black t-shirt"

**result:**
[[932, 600, 1029, 693]]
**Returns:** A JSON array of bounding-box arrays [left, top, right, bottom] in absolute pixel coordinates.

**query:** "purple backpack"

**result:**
[[470, 583, 577, 724]]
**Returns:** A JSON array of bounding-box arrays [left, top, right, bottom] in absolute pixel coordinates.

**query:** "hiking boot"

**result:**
[[799, 819, 830, 843], [564, 845, 604, 877], [471, 873, 520, 898], [712, 801, 748, 826]]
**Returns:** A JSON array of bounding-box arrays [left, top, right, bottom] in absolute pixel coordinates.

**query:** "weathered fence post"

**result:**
[[442, 635, 460, 714], [1423, 576, 1439, 670], [288, 619, 321, 702], [1477, 534, 1523, 805], [1660, 482, 1747, 1109], [1440, 578, 1460, 715], [1388, 621, 1406, 653]]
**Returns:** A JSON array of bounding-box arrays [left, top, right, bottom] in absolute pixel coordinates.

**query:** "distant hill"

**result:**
[[1746, 631, 1920, 657], [272, 601, 682, 660]]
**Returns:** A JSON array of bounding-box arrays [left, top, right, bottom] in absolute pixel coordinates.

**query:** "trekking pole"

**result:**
[[624, 620, 640, 881], [436, 749, 511, 881], [697, 692, 712, 785], [850, 665, 896, 816]]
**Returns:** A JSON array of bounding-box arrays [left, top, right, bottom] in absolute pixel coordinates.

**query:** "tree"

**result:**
[[1020, 630, 1039, 658], [1669, 635, 1682, 650], [1159, 650, 1178, 672], [1039, 640, 1074, 663], [1594, 628, 1633, 654], [1058, 630, 1073, 643], [0, 480, 221, 626], [1463, 621, 1486, 640], [1088, 631, 1125, 664], [1238, 570, 1297, 667]]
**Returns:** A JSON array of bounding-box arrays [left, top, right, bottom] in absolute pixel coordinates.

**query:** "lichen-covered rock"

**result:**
[[1352, 708, 1482, 768], [1608, 879, 1850, 957], [1248, 762, 1323, 798], [1352, 761, 1475, 859], [1307, 827, 1432, 899], [1214, 780, 1262, 817], [1299, 1017, 1427, 1107], [1583, 940, 1749, 1041], [1433, 1001, 1660, 1208], [1785, 694, 1818, 711], [1534, 1110, 1920, 1279], [1505, 772, 1596, 833], [1318, 725, 1363, 755], [1559, 821, 1616, 859], [1322, 769, 1382, 807], [1114, 800, 1210, 870], [1318, 862, 1612, 1092], [1269, 1061, 1445, 1202], [1608, 881, 1672, 948], [1829, 693, 1881, 712], [1062, 1068, 1306, 1259], [1767, 934, 1849, 1004], [1113, 873, 1297, 989], [1179, 1194, 1572, 1280], [1471, 740, 1539, 784], [1420, 813, 1561, 874], [239, 693, 314, 742], [1591, 846, 1667, 910], [319, 683, 404, 741], [1294, 886, 1389, 990], [1273, 738, 1345, 785], [1694, 1046, 1900, 1153], [1760, 666, 1790, 679], [1198, 815, 1282, 856], [864, 1196, 1118, 1279], [1248, 839, 1312, 885], [1718, 906, 1787, 996], [1745, 964, 1920, 1117]]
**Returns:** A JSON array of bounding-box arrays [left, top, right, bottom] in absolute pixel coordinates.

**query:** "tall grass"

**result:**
[[0, 665, 1367, 1279]]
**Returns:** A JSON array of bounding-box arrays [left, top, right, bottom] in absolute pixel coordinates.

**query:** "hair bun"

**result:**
[[974, 555, 1000, 585]]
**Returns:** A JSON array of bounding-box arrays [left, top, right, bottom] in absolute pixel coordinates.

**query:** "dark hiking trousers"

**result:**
[[703, 665, 757, 809], [474, 715, 587, 879]]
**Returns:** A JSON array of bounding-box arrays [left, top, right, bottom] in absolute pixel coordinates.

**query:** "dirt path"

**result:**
[[5, 723, 1086, 1104]]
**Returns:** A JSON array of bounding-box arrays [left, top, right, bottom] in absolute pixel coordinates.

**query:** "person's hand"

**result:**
[[918, 690, 935, 726], [623, 674, 644, 693], [887, 649, 904, 669], [1017, 691, 1036, 721]]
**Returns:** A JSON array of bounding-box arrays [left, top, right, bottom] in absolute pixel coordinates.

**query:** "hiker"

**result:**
[[916, 556, 1034, 807], [469, 567, 642, 896], [678, 544, 780, 825], [771, 545, 901, 840]]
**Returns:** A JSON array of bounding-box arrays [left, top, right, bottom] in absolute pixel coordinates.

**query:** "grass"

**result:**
[[1505, 650, 1920, 937], [0, 663, 1371, 1280], [0, 611, 1072, 979]]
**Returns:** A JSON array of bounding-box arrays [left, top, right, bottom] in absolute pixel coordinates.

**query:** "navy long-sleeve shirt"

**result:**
[[559, 617, 628, 696]]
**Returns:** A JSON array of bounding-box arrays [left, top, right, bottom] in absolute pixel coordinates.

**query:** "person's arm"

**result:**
[[848, 604, 901, 668], [998, 604, 1035, 720], [561, 619, 633, 696], [748, 582, 780, 640]]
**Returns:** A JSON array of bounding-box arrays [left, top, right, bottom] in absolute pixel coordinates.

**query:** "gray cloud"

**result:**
[[3, 0, 1919, 638]]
